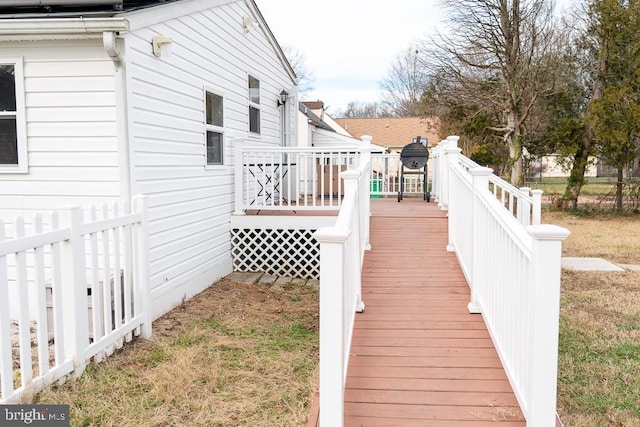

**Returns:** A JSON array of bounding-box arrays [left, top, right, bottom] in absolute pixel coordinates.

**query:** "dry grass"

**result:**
[[544, 211, 640, 426], [34, 278, 319, 426], [545, 211, 640, 264]]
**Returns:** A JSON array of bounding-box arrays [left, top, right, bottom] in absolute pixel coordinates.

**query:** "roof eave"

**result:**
[[245, 0, 296, 83], [0, 17, 128, 37]]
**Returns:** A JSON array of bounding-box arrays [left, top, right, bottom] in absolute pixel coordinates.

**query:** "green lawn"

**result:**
[[545, 211, 640, 426]]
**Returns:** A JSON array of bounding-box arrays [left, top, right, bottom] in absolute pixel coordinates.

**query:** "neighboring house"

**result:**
[[0, 0, 299, 320], [301, 101, 352, 138], [529, 155, 598, 179], [334, 116, 440, 153]]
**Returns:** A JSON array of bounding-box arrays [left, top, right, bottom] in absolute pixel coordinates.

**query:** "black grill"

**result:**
[[400, 142, 429, 169], [398, 136, 431, 202]]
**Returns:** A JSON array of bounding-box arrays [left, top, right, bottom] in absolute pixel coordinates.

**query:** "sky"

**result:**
[[256, 1, 446, 114], [256, 0, 577, 115]]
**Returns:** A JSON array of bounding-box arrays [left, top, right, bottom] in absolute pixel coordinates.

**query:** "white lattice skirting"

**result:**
[[231, 228, 320, 279]]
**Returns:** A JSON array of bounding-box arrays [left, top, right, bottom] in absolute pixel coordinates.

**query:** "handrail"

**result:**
[[432, 136, 570, 427], [431, 137, 541, 227], [234, 141, 372, 214], [313, 137, 371, 427]]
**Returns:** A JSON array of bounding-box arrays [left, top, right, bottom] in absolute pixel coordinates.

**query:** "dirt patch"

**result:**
[[34, 277, 319, 426]]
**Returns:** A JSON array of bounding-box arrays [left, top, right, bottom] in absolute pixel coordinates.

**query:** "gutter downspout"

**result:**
[[103, 30, 132, 203]]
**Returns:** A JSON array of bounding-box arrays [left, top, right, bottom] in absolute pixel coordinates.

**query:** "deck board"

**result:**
[[343, 198, 526, 425]]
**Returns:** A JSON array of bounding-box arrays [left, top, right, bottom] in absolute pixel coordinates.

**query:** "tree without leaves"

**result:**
[[282, 46, 315, 95], [380, 46, 429, 117], [422, 0, 558, 185], [335, 101, 393, 118]]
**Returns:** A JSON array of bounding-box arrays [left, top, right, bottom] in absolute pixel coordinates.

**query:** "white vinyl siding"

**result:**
[[124, 0, 294, 300], [0, 40, 120, 217]]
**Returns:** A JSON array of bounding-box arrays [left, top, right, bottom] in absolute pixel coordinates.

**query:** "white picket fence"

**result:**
[[313, 146, 371, 426], [0, 196, 151, 404], [431, 136, 570, 427]]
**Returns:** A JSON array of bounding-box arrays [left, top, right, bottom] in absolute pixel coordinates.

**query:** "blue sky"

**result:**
[[256, 0, 577, 115]]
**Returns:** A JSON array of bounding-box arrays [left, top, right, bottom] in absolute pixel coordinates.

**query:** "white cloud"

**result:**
[[257, 0, 579, 114], [257, 1, 444, 111]]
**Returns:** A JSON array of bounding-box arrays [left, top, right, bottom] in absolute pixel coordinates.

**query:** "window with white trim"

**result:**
[[248, 75, 260, 134], [0, 59, 26, 172], [205, 90, 224, 166]]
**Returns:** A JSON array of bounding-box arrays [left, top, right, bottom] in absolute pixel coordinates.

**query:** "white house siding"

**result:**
[[122, 0, 295, 318], [0, 39, 120, 222]]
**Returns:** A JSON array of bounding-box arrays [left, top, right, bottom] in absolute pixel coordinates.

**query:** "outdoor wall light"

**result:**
[[277, 89, 289, 106], [152, 35, 172, 57], [243, 16, 259, 34]]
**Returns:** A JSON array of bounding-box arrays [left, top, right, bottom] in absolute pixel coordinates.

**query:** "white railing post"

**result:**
[[359, 136, 372, 252], [432, 144, 440, 202], [526, 224, 570, 426], [441, 136, 460, 211], [468, 167, 493, 314], [314, 226, 349, 427], [439, 142, 449, 210], [233, 139, 245, 215], [58, 206, 90, 376], [446, 143, 462, 252], [133, 196, 152, 339], [342, 170, 365, 312], [531, 189, 543, 226]]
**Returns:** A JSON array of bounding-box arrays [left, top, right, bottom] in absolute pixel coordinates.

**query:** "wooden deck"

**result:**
[[305, 197, 567, 426], [342, 197, 525, 426]]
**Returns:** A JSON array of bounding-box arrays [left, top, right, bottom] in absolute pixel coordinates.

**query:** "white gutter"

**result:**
[[0, 17, 128, 36]]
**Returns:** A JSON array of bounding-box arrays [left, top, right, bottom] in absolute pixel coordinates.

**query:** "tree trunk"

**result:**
[[507, 110, 524, 186], [511, 135, 524, 187], [616, 165, 624, 211], [563, 135, 593, 210]]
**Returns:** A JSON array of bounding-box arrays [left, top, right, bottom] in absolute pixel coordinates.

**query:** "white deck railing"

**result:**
[[0, 197, 151, 404], [431, 136, 570, 427], [313, 146, 371, 427], [234, 141, 374, 213], [369, 153, 430, 197]]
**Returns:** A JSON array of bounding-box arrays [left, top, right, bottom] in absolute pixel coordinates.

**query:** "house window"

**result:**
[[248, 75, 260, 134], [0, 59, 26, 172], [205, 91, 224, 166]]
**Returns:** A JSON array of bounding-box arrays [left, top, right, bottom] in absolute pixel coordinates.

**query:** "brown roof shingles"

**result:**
[[334, 117, 440, 149]]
